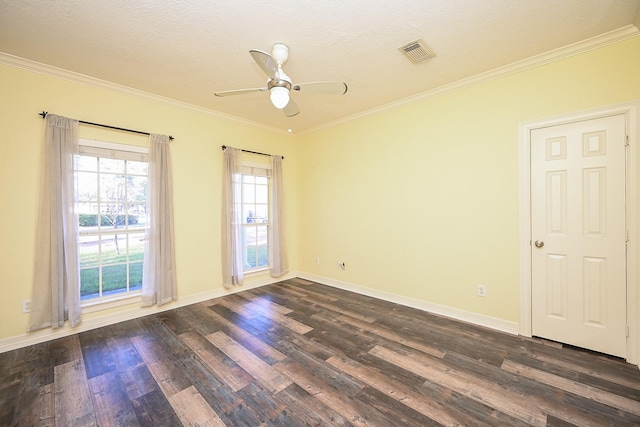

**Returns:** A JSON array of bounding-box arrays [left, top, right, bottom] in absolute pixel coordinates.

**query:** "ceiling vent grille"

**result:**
[[399, 39, 435, 63]]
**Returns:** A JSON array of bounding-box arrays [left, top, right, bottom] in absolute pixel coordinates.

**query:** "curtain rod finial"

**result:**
[[39, 111, 48, 118]]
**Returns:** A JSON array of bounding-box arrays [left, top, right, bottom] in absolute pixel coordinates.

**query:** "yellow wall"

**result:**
[[296, 36, 640, 322], [1, 35, 639, 345], [0, 63, 298, 341]]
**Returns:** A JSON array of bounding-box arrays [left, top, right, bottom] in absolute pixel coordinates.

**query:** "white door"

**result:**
[[531, 114, 627, 357]]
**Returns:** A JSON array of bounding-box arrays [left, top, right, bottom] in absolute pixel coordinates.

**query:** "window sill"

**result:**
[[244, 267, 270, 276], [81, 292, 142, 314]]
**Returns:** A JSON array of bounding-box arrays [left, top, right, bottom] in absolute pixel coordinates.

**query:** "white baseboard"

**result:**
[[1, 271, 519, 353], [0, 271, 299, 354], [298, 273, 519, 336]]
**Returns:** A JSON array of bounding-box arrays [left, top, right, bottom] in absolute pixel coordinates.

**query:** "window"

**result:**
[[74, 140, 148, 302], [240, 165, 270, 271]]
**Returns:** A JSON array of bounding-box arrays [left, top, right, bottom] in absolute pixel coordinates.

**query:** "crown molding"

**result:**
[[301, 25, 640, 135], [2, 24, 638, 137], [0, 52, 288, 135]]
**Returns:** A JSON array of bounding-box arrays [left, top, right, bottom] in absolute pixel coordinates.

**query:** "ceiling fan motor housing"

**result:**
[[271, 43, 289, 65]]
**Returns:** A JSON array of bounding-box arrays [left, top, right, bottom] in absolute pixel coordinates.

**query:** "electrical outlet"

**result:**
[[315, 256, 320, 265], [337, 261, 346, 270], [477, 284, 487, 297], [22, 299, 32, 313]]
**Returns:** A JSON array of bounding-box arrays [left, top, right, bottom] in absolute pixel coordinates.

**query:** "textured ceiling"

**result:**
[[1, 0, 639, 133]]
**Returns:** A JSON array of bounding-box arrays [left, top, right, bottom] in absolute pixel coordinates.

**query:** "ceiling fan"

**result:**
[[214, 43, 348, 117]]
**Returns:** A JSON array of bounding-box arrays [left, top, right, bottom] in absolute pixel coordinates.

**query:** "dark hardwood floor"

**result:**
[[2, 278, 640, 426]]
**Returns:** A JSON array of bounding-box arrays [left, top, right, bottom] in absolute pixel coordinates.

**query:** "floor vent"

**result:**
[[399, 39, 436, 63]]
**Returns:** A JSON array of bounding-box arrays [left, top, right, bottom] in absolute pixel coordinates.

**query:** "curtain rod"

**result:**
[[221, 145, 284, 159], [39, 112, 174, 141]]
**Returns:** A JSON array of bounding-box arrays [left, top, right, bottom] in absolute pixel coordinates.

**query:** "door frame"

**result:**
[[518, 100, 639, 365]]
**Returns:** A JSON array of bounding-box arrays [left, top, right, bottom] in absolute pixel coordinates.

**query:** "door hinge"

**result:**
[[625, 134, 630, 146], [626, 325, 630, 338]]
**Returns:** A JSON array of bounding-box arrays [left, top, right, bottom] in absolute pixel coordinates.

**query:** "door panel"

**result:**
[[531, 114, 626, 357]]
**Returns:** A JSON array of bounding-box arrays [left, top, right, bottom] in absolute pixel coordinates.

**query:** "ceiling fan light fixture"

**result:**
[[270, 86, 290, 109]]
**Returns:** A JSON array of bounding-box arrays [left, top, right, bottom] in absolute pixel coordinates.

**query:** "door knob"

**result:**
[[534, 240, 544, 248]]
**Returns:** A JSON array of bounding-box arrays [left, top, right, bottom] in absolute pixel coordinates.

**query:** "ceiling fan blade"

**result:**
[[214, 87, 267, 97], [283, 97, 300, 117], [292, 81, 348, 95], [249, 49, 277, 79]]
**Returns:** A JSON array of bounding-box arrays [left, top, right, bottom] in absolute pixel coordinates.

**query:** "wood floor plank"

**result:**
[[11, 383, 54, 427], [207, 331, 293, 394], [130, 335, 192, 397], [179, 331, 253, 392], [354, 386, 444, 427], [444, 350, 614, 427], [193, 303, 288, 364], [168, 385, 227, 427], [502, 359, 640, 417], [117, 363, 158, 401], [277, 280, 340, 302], [274, 360, 394, 426], [88, 371, 140, 427], [238, 290, 294, 314], [130, 389, 182, 427], [336, 314, 446, 358], [302, 297, 377, 324], [54, 359, 97, 426], [276, 383, 353, 426], [368, 344, 549, 426], [173, 348, 249, 418], [327, 354, 458, 426], [527, 350, 640, 392]]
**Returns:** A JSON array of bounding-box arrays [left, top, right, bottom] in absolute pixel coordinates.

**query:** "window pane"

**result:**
[[243, 205, 255, 224], [127, 203, 146, 229], [243, 183, 255, 203], [76, 172, 97, 201], [256, 184, 268, 204], [243, 175, 255, 184], [256, 225, 268, 245], [76, 155, 97, 172], [78, 203, 99, 229], [127, 160, 148, 175], [80, 267, 100, 298], [99, 204, 126, 229], [255, 204, 268, 222], [99, 157, 124, 173], [129, 261, 143, 291], [127, 176, 147, 202], [243, 226, 256, 269], [78, 234, 99, 269], [256, 225, 268, 268], [102, 264, 128, 295], [255, 176, 268, 185], [100, 234, 127, 264], [100, 174, 125, 201], [128, 233, 145, 262]]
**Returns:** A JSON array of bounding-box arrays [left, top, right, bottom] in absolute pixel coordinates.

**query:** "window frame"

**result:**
[[75, 139, 149, 309]]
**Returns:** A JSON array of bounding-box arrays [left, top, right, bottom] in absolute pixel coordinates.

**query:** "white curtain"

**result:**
[[221, 147, 244, 287], [269, 155, 288, 277], [142, 134, 177, 306], [29, 114, 81, 331]]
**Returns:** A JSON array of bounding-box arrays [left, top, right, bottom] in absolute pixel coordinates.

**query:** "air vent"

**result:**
[[399, 39, 436, 63]]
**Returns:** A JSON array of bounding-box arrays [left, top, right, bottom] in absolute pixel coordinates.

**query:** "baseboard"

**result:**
[[0, 271, 299, 354], [299, 273, 519, 336], [1, 271, 518, 353]]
